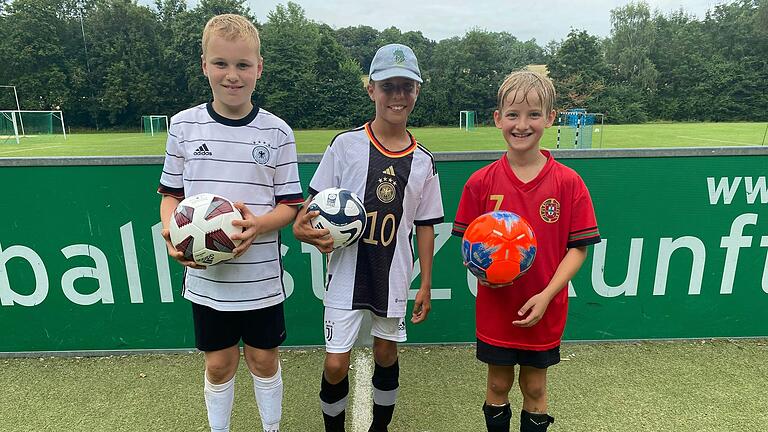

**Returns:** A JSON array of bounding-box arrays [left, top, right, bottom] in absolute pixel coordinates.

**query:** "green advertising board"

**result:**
[[1, 148, 767, 354]]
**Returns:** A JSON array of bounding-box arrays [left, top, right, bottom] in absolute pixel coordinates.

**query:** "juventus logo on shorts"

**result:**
[[325, 321, 334, 341]]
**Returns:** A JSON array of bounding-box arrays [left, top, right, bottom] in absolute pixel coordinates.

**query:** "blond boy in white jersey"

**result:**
[[158, 14, 303, 432]]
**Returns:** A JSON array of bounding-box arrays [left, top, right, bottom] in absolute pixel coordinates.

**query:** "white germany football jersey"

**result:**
[[158, 103, 303, 311], [309, 122, 444, 318]]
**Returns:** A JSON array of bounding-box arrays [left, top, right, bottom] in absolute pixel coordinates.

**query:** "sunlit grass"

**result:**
[[0, 122, 765, 157]]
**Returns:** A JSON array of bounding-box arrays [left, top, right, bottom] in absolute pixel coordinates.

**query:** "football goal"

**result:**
[[0, 111, 20, 144], [459, 110, 476, 131], [142, 115, 169, 136], [0, 110, 67, 144], [555, 109, 604, 149]]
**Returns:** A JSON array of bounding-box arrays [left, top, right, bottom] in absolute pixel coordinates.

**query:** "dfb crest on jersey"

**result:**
[[252, 143, 270, 165], [376, 177, 397, 203]]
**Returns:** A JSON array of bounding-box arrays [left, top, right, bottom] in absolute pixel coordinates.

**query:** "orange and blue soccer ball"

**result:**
[[461, 211, 537, 286]]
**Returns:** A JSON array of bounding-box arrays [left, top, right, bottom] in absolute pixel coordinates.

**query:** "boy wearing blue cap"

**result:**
[[293, 44, 444, 432]]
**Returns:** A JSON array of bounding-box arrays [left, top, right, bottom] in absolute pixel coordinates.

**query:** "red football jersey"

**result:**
[[453, 150, 600, 350]]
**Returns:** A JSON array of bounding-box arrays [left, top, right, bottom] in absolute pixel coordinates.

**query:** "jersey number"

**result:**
[[490, 195, 504, 211], [363, 211, 397, 247]]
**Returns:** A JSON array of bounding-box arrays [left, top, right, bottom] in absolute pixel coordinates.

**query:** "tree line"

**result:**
[[0, 0, 766, 129]]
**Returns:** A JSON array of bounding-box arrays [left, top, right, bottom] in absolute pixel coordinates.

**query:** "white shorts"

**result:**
[[323, 307, 407, 353]]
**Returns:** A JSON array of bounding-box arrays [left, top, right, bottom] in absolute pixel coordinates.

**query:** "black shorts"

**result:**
[[476, 339, 560, 369], [191, 302, 287, 352]]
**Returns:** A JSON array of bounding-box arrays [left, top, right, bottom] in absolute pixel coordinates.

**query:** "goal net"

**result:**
[[0, 110, 67, 144], [0, 111, 20, 144], [142, 115, 169, 136], [459, 110, 476, 131], [555, 109, 604, 149]]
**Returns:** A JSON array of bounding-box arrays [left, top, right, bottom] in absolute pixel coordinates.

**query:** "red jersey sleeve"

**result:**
[[568, 177, 601, 248], [452, 176, 485, 237]]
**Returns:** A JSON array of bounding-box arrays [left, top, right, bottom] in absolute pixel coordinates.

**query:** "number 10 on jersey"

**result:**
[[362, 211, 397, 247]]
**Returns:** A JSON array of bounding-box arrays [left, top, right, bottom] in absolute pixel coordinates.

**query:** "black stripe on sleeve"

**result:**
[[414, 216, 444, 226], [274, 180, 301, 186], [276, 193, 305, 205], [158, 184, 184, 198], [571, 226, 599, 235], [568, 236, 602, 248]]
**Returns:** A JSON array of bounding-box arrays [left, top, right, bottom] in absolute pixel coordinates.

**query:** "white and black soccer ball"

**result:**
[[308, 188, 367, 249], [169, 193, 244, 265]]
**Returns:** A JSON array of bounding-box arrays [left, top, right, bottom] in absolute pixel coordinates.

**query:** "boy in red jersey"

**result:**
[[452, 70, 601, 432]]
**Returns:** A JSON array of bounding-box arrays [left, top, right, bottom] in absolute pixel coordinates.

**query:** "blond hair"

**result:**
[[497, 70, 556, 114], [201, 14, 261, 57]]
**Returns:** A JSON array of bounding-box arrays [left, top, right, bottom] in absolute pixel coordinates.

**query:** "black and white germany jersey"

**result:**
[[158, 103, 303, 311], [309, 122, 444, 318]]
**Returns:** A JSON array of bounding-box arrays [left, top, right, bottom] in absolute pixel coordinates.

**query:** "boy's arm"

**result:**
[[512, 246, 588, 327], [411, 224, 435, 324], [292, 196, 334, 253], [231, 202, 300, 256], [159, 194, 206, 269]]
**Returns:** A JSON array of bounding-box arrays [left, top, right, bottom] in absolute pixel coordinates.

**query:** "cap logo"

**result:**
[[393, 49, 406, 65]]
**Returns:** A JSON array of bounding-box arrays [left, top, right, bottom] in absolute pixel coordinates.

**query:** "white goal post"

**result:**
[[0, 85, 23, 137], [0, 110, 67, 142], [0, 111, 20, 144], [459, 110, 476, 131], [142, 115, 169, 137]]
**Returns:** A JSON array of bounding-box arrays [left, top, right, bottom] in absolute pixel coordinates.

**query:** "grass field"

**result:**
[[0, 122, 766, 157], [2, 340, 766, 431]]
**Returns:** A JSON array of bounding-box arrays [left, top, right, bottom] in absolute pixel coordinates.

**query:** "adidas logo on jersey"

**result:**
[[382, 165, 395, 177], [193, 143, 213, 156]]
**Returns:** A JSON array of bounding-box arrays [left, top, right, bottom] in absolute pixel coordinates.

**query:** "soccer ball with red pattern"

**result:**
[[169, 193, 244, 265], [461, 211, 537, 286]]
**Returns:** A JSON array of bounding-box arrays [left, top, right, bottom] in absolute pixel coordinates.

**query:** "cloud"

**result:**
[[241, 0, 725, 43]]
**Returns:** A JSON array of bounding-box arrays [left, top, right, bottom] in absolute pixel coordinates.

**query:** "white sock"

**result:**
[[204, 373, 235, 432], [252, 363, 283, 432]]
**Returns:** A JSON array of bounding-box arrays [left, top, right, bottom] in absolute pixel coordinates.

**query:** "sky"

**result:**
[[242, 0, 726, 43]]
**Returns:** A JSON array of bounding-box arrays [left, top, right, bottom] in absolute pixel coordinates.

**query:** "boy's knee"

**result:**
[[520, 380, 547, 401], [206, 361, 237, 383], [324, 357, 350, 383], [488, 375, 514, 395], [244, 349, 278, 377], [373, 342, 398, 367]]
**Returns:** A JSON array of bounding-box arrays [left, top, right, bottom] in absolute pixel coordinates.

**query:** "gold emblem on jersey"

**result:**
[[376, 177, 397, 203], [540, 198, 560, 223], [383, 166, 396, 176]]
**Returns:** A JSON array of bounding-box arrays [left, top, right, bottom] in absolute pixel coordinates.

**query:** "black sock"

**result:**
[[483, 402, 512, 432], [520, 410, 554, 432], [320, 373, 349, 432], [370, 360, 399, 431]]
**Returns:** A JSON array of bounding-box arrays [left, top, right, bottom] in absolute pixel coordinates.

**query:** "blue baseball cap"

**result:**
[[369, 43, 422, 83]]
